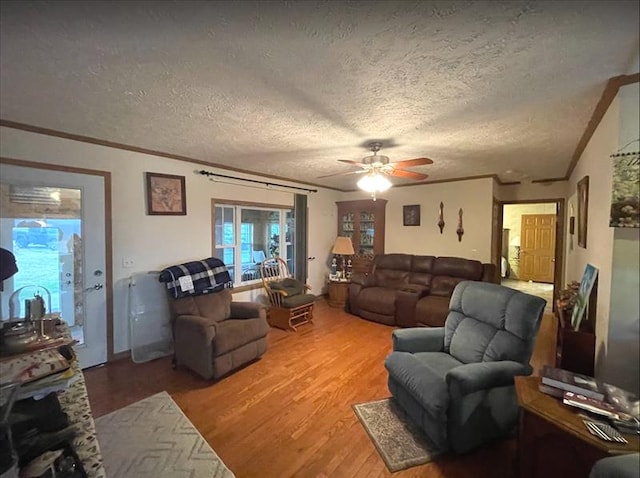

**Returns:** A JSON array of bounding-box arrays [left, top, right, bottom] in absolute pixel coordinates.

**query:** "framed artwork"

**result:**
[[145, 172, 187, 215], [577, 176, 589, 248], [403, 204, 420, 226], [610, 154, 639, 228], [570, 263, 598, 331]]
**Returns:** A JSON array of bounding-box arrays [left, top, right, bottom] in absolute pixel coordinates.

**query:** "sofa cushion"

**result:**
[[375, 253, 412, 270], [433, 257, 483, 281], [270, 278, 305, 296], [281, 293, 316, 308], [373, 254, 412, 288], [414, 351, 463, 377], [212, 317, 269, 356], [411, 255, 436, 273], [357, 287, 399, 315], [430, 276, 467, 297], [444, 281, 546, 364], [171, 290, 232, 323]]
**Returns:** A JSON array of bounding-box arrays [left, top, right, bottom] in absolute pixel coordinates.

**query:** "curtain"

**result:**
[[294, 194, 308, 283]]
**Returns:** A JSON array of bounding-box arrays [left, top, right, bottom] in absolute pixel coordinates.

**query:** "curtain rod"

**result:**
[[197, 170, 317, 193], [609, 151, 639, 158]]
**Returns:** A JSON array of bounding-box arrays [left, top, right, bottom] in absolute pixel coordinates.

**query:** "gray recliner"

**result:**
[[384, 281, 546, 454], [590, 453, 640, 478]]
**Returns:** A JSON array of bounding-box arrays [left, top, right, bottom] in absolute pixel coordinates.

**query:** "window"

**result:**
[[213, 203, 294, 286]]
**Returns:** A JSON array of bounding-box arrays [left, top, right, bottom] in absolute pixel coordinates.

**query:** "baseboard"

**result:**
[[110, 350, 131, 362]]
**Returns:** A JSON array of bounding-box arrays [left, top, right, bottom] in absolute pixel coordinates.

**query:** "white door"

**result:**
[[0, 163, 108, 368]]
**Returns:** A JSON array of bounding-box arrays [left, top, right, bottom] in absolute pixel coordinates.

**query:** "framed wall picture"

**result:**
[[570, 263, 598, 331], [403, 204, 420, 226], [577, 176, 589, 248], [145, 172, 187, 215]]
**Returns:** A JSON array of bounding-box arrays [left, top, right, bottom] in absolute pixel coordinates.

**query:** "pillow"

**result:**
[[270, 278, 305, 296]]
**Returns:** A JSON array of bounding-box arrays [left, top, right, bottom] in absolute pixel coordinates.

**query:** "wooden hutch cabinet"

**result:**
[[336, 199, 387, 274]]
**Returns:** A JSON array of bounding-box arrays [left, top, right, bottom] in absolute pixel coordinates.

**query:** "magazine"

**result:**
[[0, 348, 70, 386], [563, 391, 620, 419], [541, 365, 606, 401]]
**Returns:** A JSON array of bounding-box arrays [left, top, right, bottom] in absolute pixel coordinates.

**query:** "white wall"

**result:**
[[340, 177, 494, 262], [603, 82, 640, 394], [565, 93, 618, 380], [0, 127, 339, 353], [564, 80, 640, 393]]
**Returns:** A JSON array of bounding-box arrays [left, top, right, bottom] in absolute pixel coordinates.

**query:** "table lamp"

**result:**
[[331, 236, 355, 279]]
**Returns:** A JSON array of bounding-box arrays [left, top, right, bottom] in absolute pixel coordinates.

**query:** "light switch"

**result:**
[[123, 258, 134, 268]]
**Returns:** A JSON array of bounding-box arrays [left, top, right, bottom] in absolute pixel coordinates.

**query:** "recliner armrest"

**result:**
[[174, 314, 216, 343], [392, 327, 445, 353], [230, 301, 267, 320], [446, 361, 532, 397]]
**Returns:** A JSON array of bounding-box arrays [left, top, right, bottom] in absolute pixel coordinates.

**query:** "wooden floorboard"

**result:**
[[84, 298, 556, 478]]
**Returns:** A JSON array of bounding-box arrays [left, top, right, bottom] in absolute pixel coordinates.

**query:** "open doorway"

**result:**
[[497, 200, 565, 312]]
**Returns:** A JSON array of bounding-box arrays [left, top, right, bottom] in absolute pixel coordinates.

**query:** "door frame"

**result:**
[[0, 156, 115, 361], [493, 198, 566, 311]]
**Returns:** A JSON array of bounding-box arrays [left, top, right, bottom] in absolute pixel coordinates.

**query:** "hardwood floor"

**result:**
[[84, 299, 557, 478]]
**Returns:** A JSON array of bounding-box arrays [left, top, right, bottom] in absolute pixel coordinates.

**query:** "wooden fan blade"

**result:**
[[392, 157, 434, 168], [388, 169, 429, 180], [338, 159, 367, 167], [317, 169, 368, 179]]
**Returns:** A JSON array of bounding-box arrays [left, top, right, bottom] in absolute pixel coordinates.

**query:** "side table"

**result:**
[[327, 280, 350, 308], [515, 376, 639, 478]]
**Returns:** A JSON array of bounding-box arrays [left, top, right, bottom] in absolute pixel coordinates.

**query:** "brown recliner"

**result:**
[[170, 289, 268, 380]]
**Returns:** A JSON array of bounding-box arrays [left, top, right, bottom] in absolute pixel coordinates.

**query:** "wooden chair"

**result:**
[[260, 257, 315, 331]]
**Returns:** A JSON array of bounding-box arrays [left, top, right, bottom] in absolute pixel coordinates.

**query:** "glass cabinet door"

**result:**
[[358, 210, 375, 254], [341, 211, 355, 243]]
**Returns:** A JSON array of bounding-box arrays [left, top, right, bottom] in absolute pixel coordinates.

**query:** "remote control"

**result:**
[[583, 420, 628, 444]]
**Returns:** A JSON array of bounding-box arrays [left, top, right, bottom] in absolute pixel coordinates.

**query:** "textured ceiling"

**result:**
[[1, 0, 638, 190]]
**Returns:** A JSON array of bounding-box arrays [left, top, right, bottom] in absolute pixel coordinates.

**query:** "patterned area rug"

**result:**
[[95, 391, 234, 478], [353, 398, 441, 472]]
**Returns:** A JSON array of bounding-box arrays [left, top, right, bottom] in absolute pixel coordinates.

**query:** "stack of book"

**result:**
[[0, 345, 79, 400], [539, 365, 606, 400], [540, 365, 640, 434]]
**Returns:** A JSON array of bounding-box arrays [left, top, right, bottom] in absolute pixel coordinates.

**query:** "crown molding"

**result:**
[[565, 72, 640, 179], [0, 119, 342, 192]]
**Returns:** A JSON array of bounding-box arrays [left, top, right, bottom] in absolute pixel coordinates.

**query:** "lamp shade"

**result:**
[[332, 236, 355, 255]]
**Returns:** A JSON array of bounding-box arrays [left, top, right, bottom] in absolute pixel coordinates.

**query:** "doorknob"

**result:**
[[85, 283, 103, 292]]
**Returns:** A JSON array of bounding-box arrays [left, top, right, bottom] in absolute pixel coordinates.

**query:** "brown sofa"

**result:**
[[170, 289, 268, 380], [349, 254, 497, 327]]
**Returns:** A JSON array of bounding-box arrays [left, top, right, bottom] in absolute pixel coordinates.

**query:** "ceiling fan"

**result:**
[[319, 141, 433, 180]]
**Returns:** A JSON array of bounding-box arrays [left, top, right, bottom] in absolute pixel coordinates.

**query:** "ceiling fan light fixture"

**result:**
[[357, 172, 392, 193]]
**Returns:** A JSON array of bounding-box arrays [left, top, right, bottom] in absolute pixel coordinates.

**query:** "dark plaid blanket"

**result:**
[[158, 257, 232, 298]]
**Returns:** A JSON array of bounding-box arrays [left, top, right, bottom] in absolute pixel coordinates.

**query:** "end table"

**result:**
[[327, 280, 350, 308]]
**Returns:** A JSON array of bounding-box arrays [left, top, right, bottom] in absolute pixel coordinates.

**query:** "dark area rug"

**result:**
[[353, 397, 441, 472]]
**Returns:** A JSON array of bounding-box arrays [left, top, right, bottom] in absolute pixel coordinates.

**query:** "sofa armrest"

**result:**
[[392, 327, 445, 353], [481, 263, 499, 283], [230, 301, 267, 320], [446, 361, 532, 397], [174, 314, 216, 344]]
